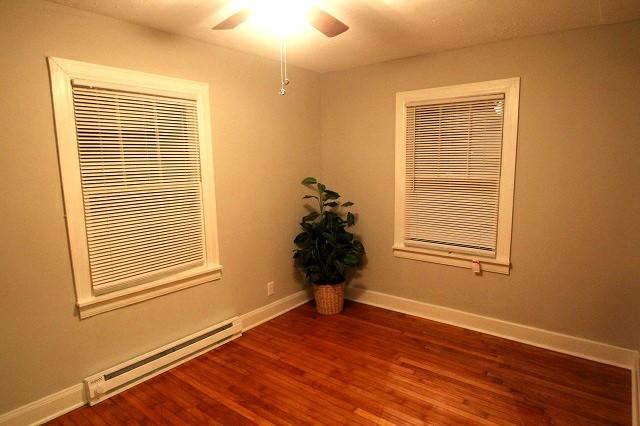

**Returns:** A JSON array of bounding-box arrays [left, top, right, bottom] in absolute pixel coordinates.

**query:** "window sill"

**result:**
[[392, 245, 510, 275], [76, 265, 223, 319]]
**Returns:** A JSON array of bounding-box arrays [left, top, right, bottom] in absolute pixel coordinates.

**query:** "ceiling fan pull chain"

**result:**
[[283, 39, 289, 86], [279, 38, 284, 94], [279, 37, 290, 96]]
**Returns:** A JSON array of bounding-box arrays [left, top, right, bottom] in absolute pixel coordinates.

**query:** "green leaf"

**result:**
[[321, 232, 336, 244], [341, 201, 354, 207], [324, 201, 339, 208], [325, 210, 339, 219], [324, 190, 340, 200], [337, 232, 353, 242], [302, 212, 319, 222], [294, 232, 308, 245], [343, 254, 359, 266], [301, 177, 317, 185], [303, 195, 318, 200], [317, 183, 326, 193], [347, 212, 356, 226]]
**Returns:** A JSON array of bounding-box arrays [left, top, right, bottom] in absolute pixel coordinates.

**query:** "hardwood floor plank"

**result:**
[[171, 367, 270, 425], [48, 301, 632, 425]]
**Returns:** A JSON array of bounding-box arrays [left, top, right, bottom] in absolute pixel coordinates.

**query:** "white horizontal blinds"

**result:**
[[72, 84, 205, 293], [405, 94, 505, 256]]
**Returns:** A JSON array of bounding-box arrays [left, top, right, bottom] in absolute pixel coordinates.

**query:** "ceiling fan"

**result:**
[[212, 2, 349, 95], [212, 4, 349, 38]]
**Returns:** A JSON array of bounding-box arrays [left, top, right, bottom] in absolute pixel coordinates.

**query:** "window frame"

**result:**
[[48, 57, 222, 318], [393, 78, 520, 274]]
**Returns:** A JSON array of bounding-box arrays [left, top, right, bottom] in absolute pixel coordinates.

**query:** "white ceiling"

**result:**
[[49, 0, 640, 72]]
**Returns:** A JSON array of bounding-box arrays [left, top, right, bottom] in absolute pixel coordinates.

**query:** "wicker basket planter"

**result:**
[[312, 282, 345, 315]]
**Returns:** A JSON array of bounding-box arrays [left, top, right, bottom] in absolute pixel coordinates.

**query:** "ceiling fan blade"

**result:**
[[307, 6, 349, 37], [212, 8, 252, 30]]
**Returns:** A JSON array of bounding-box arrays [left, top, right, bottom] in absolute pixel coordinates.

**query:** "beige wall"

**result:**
[[0, 0, 319, 412], [1, 0, 639, 415], [320, 21, 640, 351]]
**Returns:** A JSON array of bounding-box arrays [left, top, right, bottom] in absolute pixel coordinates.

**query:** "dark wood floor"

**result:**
[[49, 301, 632, 425]]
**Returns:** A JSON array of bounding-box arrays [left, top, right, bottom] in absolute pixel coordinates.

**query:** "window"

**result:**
[[49, 57, 221, 317], [393, 78, 520, 274]]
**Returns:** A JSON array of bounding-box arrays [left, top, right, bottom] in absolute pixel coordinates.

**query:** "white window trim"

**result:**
[[48, 57, 222, 318], [393, 78, 520, 275]]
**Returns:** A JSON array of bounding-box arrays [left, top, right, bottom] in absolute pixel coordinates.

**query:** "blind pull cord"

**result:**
[[472, 259, 482, 275]]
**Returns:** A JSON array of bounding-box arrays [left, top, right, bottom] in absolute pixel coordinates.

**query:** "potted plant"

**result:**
[[293, 177, 365, 315]]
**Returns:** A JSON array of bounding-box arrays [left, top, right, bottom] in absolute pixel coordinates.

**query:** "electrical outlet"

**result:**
[[267, 281, 275, 296]]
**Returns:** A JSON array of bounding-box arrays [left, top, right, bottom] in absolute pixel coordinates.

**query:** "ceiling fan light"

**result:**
[[249, 0, 317, 37]]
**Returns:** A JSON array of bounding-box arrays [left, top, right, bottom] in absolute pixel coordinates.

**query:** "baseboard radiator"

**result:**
[[84, 317, 242, 405]]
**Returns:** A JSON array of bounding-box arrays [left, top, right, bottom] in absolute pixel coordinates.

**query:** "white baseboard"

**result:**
[[346, 288, 640, 426], [2, 288, 635, 425], [0, 291, 312, 426], [345, 288, 638, 369], [0, 383, 86, 426], [240, 289, 312, 331]]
